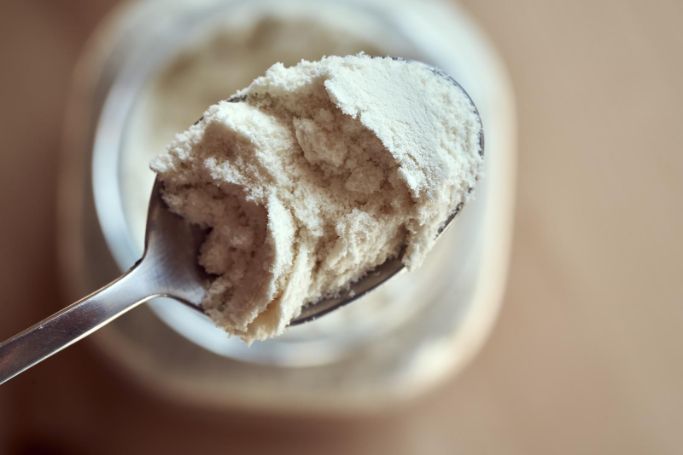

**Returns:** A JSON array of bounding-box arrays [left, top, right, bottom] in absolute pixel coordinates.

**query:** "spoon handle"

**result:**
[[0, 263, 156, 385]]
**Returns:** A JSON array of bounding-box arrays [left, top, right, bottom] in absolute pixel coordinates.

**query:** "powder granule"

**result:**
[[151, 54, 482, 342]]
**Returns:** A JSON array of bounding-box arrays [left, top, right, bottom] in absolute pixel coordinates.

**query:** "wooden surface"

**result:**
[[1, 0, 682, 453]]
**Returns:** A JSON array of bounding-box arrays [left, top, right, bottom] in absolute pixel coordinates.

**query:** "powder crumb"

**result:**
[[151, 54, 482, 342]]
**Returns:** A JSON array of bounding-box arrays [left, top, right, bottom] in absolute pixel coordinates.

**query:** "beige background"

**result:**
[[1, 0, 682, 453]]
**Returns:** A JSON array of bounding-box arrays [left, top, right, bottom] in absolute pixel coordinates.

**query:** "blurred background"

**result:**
[[1, 0, 682, 454]]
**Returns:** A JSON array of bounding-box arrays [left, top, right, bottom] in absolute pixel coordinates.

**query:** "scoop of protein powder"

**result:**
[[151, 54, 483, 342]]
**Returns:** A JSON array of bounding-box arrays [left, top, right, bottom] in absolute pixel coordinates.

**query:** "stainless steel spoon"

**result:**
[[0, 71, 483, 385]]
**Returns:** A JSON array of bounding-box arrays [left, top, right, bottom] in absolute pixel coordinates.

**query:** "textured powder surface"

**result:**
[[151, 55, 482, 341]]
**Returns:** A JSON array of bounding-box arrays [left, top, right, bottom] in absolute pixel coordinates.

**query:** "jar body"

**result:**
[[60, 0, 516, 413]]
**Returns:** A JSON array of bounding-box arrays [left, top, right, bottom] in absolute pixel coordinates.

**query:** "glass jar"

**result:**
[[59, 0, 516, 413]]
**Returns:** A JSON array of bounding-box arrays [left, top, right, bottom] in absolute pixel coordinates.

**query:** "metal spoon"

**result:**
[[0, 74, 483, 386]]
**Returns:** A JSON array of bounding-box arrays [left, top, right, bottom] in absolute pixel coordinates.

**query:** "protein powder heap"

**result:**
[[152, 55, 482, 341]]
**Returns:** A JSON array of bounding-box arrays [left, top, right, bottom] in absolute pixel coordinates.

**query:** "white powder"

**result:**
[[152, 55, 482, 341]]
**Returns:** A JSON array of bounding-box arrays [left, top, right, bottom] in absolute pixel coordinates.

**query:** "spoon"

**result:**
[[0, 75, 483, 386]]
